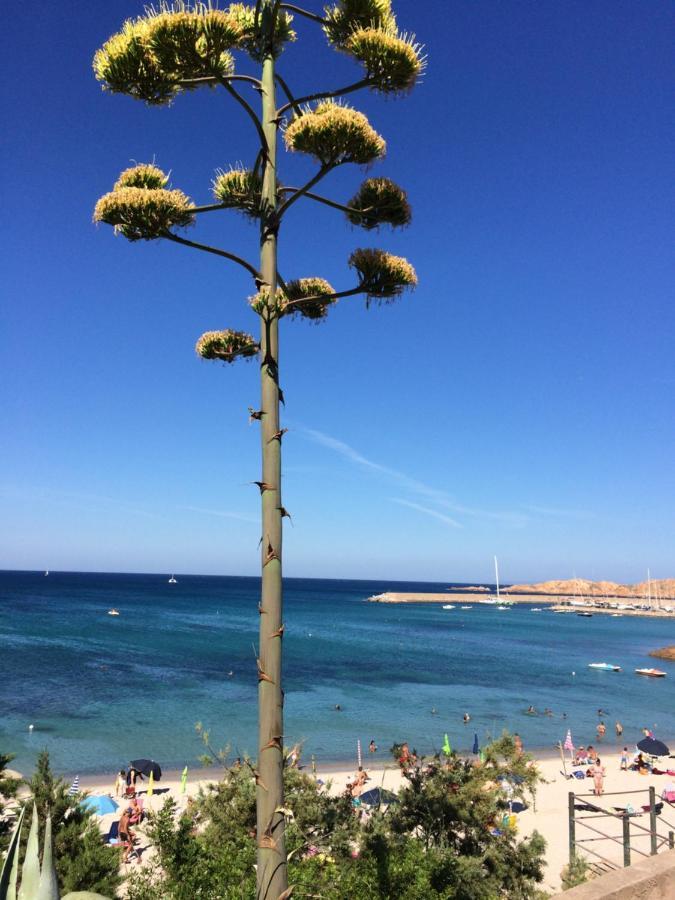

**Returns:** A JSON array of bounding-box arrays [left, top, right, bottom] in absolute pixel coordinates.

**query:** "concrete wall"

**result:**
[[553, 849, 675, 899]]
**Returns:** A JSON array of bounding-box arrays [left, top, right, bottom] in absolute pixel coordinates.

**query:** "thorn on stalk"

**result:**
[[248, 407, 265, 423], [251, 481, 276, 493], [270, 624, 285, 639], [268, 428, 288, 443], [278, 506, 292, 524], [277, 887, 295, 900], [258, 602, 266, 615], [279, 388, 285, 405], [260, 735, 283, 752], [264, 540, 280, 566], [258, 834, 278, 851], [257, 659, 275, 684]]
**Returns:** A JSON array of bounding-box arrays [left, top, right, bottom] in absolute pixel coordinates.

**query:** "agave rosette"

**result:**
[[347, 177, 410, 229], [195, 329, 259, 361], [284, 100, 385, 167], [349, 247, 417, 301]]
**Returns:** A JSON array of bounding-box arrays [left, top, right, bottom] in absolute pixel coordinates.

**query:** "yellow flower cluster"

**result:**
[[93, 165, 194, 241], [283, 277, 337, 321], [195, 329, 259, 362], [284, 101, 386, 167], [345, 27, 424, 94], [347, 177, 411, 230], [212, 167, 264, 218], [323, 0, 394, 46], [349, 247, 417, 301]]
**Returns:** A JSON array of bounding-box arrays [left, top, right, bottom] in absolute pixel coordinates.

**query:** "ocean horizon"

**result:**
[[1, 570, 673, 778]]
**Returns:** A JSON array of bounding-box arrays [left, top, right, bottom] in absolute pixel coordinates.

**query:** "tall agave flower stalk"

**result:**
[[92, 2, 423, 896]]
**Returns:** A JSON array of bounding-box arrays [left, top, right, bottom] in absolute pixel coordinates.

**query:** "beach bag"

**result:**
[[573, 770, 585, 780]]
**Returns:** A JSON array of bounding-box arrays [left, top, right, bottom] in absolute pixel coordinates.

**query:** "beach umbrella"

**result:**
[[146, 770, 154, 797], [68, 776, 80, 796], [359, 787, 398, 807], [473, 733, 479, 755], [564, 729, 575, 759], [129, 758, 162, 780], [442, 734, 452, 756], [637, 737, 669, 757], [181, 766, 188, 794], [357, 739, 362, 770], [82, 795, 118, 816]]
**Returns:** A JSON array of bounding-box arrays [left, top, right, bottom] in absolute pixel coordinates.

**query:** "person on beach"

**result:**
[[514, 733, 523, 755], [118, 807, 134, 863], [115, 770, 126, 797], [615, 721, 623, 737], [620, 747, 629, 771], [587, 745, 598, 763], [590, 757, 606, 795], [369, 740, 377, 753], [597, 721, 606, 740], [574, 746, 588, 765]]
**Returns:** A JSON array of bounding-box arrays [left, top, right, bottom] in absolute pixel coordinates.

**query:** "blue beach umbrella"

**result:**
[[473, 733, 479, 755], [82, 795, 119, 816]]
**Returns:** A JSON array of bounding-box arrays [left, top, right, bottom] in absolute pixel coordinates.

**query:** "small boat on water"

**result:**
[[442, 604, 456, 610], [460, 605, 473, 610], [497, 605, 510, 611], [588, 662, 621, 672], [531, 607, 543, 612], [168, 575, 177, 584], [577, 612, 593, 617], [635, 668, 666, 678], [107, 608, 120, 616]]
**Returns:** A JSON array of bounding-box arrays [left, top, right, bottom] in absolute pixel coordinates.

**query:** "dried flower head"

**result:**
[[195, 329, 259, 362], [114, 164, 169, 191], [347, 177, 411, 229], [324, 0, 394, 46], [212, 167, 264, 217], [282, 278, 337, 321], [345, 27, 424, 94], [228, 3, 295, 60], [93, 187, 195, 240], [349, 247, 417, 301], [284, 101, 386, 167]]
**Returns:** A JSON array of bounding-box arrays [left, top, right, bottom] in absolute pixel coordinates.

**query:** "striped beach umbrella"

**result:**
[[564, 729, 575, 759], [68, 776, 80, 796], [357, 739, 362, 769]]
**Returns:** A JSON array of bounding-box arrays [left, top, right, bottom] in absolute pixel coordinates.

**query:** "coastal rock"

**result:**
[[506, 578, 675, 600], [649, 646, 675, 661]]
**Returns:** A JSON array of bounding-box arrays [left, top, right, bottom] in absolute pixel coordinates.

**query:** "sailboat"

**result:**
[[168, 575, 177, 584], [479, 557, 512, 606], [44, 570, 49, 576]]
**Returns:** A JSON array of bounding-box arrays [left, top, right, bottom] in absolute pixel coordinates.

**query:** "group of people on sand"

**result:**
[[345, 766, 370, 800]]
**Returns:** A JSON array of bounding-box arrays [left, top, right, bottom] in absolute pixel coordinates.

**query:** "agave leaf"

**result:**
[[17, 805, 40, 900], [62, 894, 113, 899], [36, 817, 59, 900], [0, 804, 25, 900]]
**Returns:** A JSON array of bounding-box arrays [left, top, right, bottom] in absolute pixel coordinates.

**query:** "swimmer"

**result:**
[[463, 712, 471, 724], [334, 704, 341, 711]]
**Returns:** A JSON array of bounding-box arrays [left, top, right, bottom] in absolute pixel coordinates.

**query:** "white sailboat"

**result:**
[[168, 575, 177, 584], [479, 557, 512, 605]]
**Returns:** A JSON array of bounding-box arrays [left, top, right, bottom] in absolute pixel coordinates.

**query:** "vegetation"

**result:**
[[93, 2, 422, 895], [24, 751, 120, 897], [125, 734, 546, 899], [560, 854, 590, 890], [0, 752, 21, 852]]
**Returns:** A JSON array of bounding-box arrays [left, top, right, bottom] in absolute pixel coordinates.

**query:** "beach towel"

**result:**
[[106, 821, 120, 845]]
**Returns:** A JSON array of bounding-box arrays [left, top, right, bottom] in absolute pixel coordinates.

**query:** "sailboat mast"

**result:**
[[647, 569, 652, 609], [494, 556, 500, 601]]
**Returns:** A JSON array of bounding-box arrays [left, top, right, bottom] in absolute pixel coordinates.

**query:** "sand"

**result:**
[[69, 745, 675, 895]]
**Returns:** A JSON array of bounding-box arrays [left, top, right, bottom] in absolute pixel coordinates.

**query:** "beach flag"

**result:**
[[442, 734, 451, 756], [180, 766, 188, 794], [68, 776, 80, 796], [564, 729, 575, 759], [146, 770, 154, 797], [357, 739, 362, 769]]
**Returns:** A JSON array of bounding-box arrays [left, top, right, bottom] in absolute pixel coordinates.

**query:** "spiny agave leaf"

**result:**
[[0, 804, 25, 900], [228, 3, 296, 60], [195, 329, 259, 362], [349, 247, 417, 301], [284, 101, 385, 167], [114, 164, 169, 191], [282, 277, 336, 322], [347, 177, 411, 229], [323, 0, 395, 46], [36, 816, 59, 900], [344, 27, 425, 94], [212, 167, 264, 217], [93, 187, 195, 241], [18, 805, 40, 900]]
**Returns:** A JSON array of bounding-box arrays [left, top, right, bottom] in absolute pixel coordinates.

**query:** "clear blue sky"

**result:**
[[1, 1, 673, 583]]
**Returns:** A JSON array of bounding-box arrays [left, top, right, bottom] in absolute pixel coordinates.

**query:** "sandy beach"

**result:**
[[64, 743, 675, 896]]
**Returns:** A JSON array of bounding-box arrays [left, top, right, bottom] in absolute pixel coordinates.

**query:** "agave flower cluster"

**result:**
[[350, 248, 417, 301], [212, 166, 266, 218], [347, 177, 411, 229], [94, 164, 195, 241], [285, 100, 386, 167], [195, 328, 259, 362], [93, 2, 295, 104], [248, 279, 338, 323]]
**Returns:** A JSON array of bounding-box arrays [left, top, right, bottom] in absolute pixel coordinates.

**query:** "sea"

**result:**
[[1, 570, 674, 778]]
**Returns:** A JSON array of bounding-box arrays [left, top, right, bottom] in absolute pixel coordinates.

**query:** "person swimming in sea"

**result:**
[[463, 712, 471, 723]]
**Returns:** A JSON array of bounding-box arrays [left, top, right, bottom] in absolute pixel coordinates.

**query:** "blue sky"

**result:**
[[1, 1, 673, 583]]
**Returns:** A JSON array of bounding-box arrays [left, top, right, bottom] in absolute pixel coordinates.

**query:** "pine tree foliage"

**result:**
[[0, 751, 21, 852]]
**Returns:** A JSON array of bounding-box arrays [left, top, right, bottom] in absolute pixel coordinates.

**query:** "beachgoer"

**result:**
[[620, 747, 629, 771], [615, 721, 623, 737], [118, 808, 134, 863], [574, 746, 587, 765], [514, 733, 523, 755], [590, 757, 606, 796], [115, 770, 126, 797], [597, 721, 606, 739], [334, 704, 341, 711], [463, 713, 471, 724], [369, 740, 377, 753], [587, 745, 598, 763], [128, 797, 143, 825], [544, 708, 553, 717], [527, 705, 535, 714], [431, 707, 438, 716]]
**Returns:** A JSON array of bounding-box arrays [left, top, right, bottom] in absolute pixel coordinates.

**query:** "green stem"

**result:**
[[277, 78, 371, 117], [279, 3, 326, 25], [274, 165, 333, 221], [256, 4, 287, 897], [161, 231, 260, 280]]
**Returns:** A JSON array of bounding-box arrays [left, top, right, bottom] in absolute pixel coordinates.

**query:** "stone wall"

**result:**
[[554, 849, 675, 899]]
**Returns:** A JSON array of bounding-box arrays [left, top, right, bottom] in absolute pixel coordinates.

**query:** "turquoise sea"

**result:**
[[1, 571, 674, 777]]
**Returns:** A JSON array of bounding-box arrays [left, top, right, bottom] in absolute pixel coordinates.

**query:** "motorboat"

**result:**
[[577, 612, 593, 617], [588, 662, 621, 672], [107, 608, 120, 616], [460, 605, 473, 610], [497, 605, 510, 611], [635, 668, 666, 678], [531, 607, 543, 612], [442, 604, 456, 610], [168, 575, 177, 584]]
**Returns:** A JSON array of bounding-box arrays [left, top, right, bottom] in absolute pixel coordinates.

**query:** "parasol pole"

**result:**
[[559, 741, 568, 778], [357, 739, 362, 770]]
